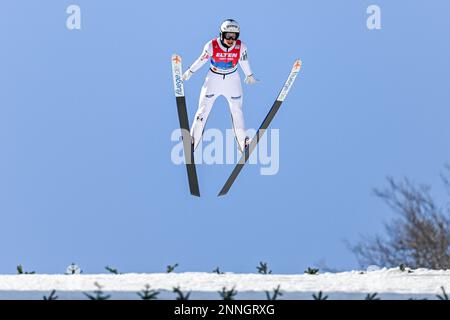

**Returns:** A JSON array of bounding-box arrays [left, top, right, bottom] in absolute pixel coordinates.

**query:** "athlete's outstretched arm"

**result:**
[[190, 42, 212, 72], [183, 41, 213, 82], [238, 43, 253, 77]]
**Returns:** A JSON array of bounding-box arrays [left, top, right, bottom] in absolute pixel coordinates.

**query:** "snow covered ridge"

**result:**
[[0, 268, 449, 300]]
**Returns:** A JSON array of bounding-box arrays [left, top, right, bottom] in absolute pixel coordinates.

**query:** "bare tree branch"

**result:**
[[351, 174, 450, 270]]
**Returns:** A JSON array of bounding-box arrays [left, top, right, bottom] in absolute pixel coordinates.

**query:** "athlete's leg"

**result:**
[[191, 74, 219, 151], [225, 73, 247, 152]]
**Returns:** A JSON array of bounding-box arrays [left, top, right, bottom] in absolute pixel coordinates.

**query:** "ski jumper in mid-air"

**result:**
[[182, 19, 259, 153]]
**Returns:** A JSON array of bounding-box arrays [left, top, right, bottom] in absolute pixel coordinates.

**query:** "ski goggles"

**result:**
[[224, 32, 239, 40]]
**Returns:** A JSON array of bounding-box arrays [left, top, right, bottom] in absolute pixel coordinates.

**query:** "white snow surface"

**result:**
[[0, 268, 449, 300]]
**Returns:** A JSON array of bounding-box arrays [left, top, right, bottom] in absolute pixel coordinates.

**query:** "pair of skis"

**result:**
[[171, 54, 302, 197]]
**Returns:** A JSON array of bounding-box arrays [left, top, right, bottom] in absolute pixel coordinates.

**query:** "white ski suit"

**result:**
[[186, 38, 254, 152]]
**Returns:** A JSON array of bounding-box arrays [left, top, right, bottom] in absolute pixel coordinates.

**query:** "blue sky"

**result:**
[[0, 0, 449, 274]]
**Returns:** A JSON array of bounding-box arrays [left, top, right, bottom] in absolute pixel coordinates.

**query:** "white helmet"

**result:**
[[220, 19, 240, 41]]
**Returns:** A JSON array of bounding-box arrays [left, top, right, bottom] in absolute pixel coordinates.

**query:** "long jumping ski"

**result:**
[[171, 54, 200, 197], [218, 59, 303, 196]]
